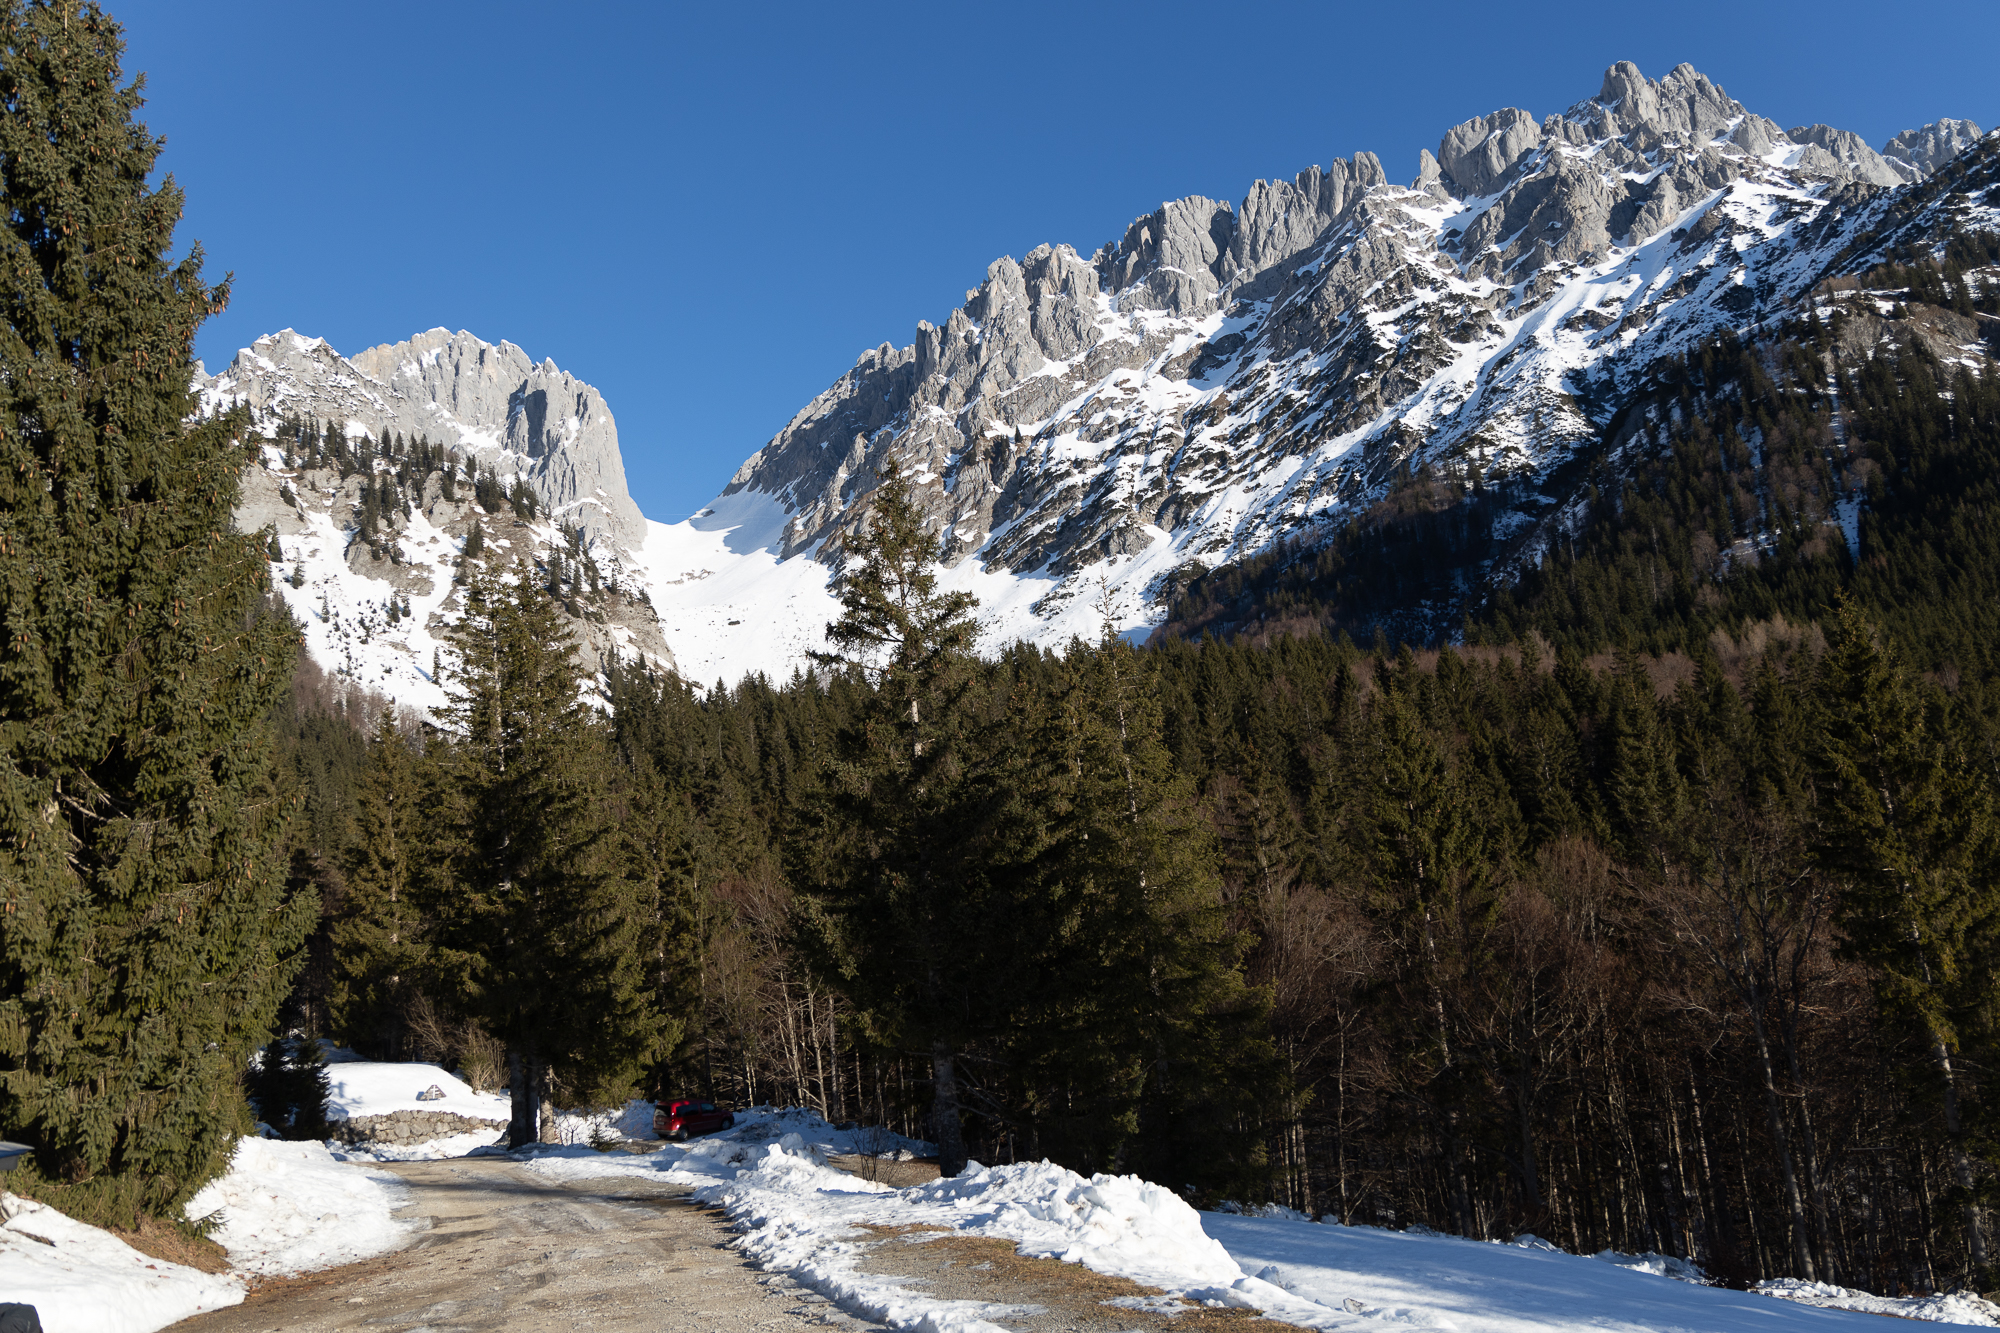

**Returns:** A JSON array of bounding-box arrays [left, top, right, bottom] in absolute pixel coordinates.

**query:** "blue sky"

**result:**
[[121, 0, 1998, 523]]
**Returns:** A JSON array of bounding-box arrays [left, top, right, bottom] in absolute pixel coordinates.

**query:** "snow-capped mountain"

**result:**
[[208, 330, 676, 714], [641, 60, 1993, 684], [222, 62, 1993, 696]]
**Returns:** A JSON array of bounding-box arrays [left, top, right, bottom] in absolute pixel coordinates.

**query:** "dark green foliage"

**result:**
[[329, 710, 427, 1059], [802, 458, 987, 1172], [507, 475, 536, 520], [0, 0, 314, 1227], [430, 567, 664, 1143], [243, 1037, 329, 1141]]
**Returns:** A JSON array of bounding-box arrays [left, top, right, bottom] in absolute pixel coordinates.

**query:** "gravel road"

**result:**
[[168, 1154, 876, 1333]]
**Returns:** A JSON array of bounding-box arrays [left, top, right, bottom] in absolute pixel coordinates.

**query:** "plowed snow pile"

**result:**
[[513, 1107, 2000, 1332], [9, 1102, 1996, 1333], [0, 1193, 244, 1333]]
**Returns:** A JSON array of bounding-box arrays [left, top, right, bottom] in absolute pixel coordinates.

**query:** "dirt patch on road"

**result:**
[[854, 1224, 1287, 1332], [169, 1157, 873, 1332]]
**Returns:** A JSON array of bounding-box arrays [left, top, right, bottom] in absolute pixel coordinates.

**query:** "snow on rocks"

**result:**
[[327, 1107, 506, 1148], [184, 1137, 418, 1277], [0, 1193, 244, 1333]]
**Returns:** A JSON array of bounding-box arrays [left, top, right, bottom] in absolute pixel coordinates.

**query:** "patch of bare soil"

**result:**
[[853, 1225, 1288, 1332], [824, 1153, 944, 1187], [112, 1215, 231, 1274]]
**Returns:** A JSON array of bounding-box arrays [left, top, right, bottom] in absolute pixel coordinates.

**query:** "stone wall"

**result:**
[[328, 1108, 506, 1147]]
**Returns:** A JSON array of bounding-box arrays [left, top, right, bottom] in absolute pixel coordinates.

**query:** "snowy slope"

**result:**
[[215, 332, 678, 715], [0, 1193, 244, 1332], [321, 1062, 511, 1123], [642, 67, 1993, 684]]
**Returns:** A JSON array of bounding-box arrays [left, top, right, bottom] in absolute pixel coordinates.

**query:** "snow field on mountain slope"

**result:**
[[640, 152, 1873, 689], [637, 493, 1178, 689]]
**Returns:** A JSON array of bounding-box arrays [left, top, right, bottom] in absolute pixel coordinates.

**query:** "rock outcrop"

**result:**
[[326, 1108, 506, 1147], [206, 329, 647, 554], [1884, 118, 1988, 180], [211, 331, 677, 710], [639, 61, 2000, 678]]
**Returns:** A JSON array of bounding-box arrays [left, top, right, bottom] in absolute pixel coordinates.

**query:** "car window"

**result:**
[[699, 1102, 716, 1113]]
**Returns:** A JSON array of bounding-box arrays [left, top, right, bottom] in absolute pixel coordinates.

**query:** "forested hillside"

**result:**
[[286, 369, 2000, 1294], [58, 131, 1996, 1321]]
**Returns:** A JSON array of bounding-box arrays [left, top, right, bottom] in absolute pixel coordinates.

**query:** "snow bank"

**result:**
[[321, 1061, 509, 1122], [1760, 1277, 2000, 1325], [332, 1130, 500, 1163], [504, 1105, 1964, 1332], [0, 1193, 244, 1333], [1207, 1212, 1977, 1331], [184, 1137, 417, 1276]]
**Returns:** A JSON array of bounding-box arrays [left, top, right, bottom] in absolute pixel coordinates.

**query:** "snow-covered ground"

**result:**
[[184, 1137, 417, 1276], [0, 1194, 244, 1333], [503, 1106, 2000, 1332], [9, 1101, 1996, 1333], [320, 1060, 510, 1123]]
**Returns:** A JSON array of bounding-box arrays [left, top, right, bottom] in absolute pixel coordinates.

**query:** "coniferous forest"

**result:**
[[4, 0, 2000, 1306]]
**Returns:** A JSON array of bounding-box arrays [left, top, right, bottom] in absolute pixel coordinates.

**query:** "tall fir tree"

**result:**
[[1811, 600, 2000, 1279], [1012, 631, 1279, 1195], [430, 565, 662, 1145], [801, 457, 992, 1174], [329, 708, 427, 1058], [0, 0, 315, 1225]]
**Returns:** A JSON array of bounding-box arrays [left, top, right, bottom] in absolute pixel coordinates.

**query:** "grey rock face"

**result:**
[[1884, 118, 1987, 179], [1788, 125, 1907, 186], [696, 60, 1976, 658], [205, 329, 646, 554], [213, 330, 679, 699], [1438, 107, 1542, 196]]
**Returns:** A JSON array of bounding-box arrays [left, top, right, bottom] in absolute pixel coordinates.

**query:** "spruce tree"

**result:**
[[330, 708, 427, 1059], [1812, 600, 2000, 1279], [802, 457, 989, 1173], [430, 565, 662, 1145], [0, 0, 315, 1225], [1012, 631, 1278, 1194]]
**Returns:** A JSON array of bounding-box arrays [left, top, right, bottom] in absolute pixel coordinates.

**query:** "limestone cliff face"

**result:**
[[205, 328, 647, 554], [208, 331, 674, 712], [701, 62, 1991, 647]]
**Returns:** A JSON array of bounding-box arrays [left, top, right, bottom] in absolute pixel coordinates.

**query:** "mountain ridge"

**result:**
[[218, 63, 1994, 693], [640, 60, 1991, 683]]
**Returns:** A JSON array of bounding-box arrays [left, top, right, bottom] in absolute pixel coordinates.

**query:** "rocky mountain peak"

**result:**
[[547, 63, 2000, 687], [205, 328, 647, 554], [1885, 118, 1989, 178]]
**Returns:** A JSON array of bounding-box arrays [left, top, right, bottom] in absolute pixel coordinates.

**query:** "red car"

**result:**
[[655, 1098, 734, 1141]]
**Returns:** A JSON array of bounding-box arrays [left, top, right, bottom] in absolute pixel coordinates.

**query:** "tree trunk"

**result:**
[[539, 1054, 560, 1145], [1750, 1010, 1816, 1280], [507, 1049, 536, 1149], [1934, 1034, 1989, 1275], [931, 1043, 969, 1176]]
